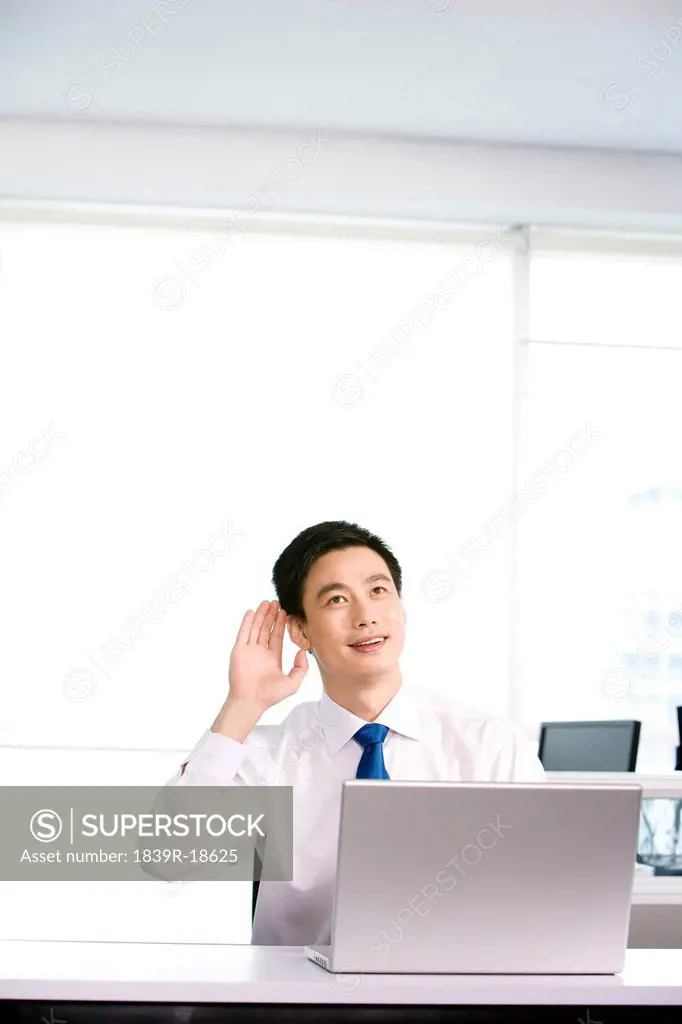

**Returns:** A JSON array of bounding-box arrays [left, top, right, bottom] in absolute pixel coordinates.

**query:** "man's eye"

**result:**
[[327, 586, 387, 605]]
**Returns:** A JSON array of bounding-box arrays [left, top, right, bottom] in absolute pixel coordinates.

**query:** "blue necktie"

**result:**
[[353, 723, 391, 779]]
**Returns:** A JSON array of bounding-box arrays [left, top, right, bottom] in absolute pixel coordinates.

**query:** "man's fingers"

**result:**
[[288, 648, 308, 687], [268, 608, 287, 657], [236, 609, 254, 645], [237, 601, 283, 647], [247, 600, 270, 644], [257, 601, 278, 645]]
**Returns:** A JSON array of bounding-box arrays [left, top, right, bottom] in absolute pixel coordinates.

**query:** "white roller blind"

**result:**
[[0, 216, 515, 754], [519, 242, 682, 772]]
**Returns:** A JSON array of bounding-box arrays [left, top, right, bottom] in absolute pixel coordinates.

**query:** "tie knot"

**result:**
[[353, 723, 389, 749]]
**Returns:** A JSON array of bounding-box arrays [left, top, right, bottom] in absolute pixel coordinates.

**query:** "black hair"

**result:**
[[271, 520, 403, 623]]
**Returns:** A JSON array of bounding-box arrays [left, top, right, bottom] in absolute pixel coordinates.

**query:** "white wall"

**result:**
[[2, 119, 682, 232]]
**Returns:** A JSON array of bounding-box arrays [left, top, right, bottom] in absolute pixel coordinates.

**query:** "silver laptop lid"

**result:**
[[329, 781, 642, 974]]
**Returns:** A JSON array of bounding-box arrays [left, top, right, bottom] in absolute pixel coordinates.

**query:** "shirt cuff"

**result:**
[[176, 728, 250, 783]]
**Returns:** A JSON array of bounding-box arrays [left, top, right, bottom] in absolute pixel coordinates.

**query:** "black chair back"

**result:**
[[252, 848, 262, 925]]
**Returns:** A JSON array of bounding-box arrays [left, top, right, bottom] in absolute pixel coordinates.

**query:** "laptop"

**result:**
[[305, 779, 642, 974]]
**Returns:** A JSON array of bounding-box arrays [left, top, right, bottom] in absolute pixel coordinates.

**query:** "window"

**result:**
[[0, 211, 515, 940], [517, 235, 682, 774]]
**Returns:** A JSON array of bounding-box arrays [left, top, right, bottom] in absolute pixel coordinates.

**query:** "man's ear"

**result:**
[[287, 616, 310, 651]]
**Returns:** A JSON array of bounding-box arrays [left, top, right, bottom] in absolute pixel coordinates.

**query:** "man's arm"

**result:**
[[479, 719, 545, 782], [170, 596, 309, 785], [142, 599, 305, 879], [170, 697, 266, 786], [504, 724, 546, 782]]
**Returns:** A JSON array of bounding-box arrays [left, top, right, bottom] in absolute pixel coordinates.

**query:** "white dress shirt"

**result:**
[[167, 683, 545, 946]]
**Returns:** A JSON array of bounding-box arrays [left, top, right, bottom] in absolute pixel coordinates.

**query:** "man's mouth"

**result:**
[[348, 636, 387, 653]]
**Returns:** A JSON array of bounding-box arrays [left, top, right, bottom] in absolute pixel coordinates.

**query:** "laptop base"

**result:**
[[305, 945, 332, 970]]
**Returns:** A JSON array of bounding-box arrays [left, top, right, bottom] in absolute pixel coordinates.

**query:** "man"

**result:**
[[167, 520, 545, 945]]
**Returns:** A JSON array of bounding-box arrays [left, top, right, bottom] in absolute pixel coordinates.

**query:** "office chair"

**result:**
[[252, 847, 262, 925]]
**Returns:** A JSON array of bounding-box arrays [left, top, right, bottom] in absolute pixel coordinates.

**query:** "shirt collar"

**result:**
[[319, 684, 423, 757]]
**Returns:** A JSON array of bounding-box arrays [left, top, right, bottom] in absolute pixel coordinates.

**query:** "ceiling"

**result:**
[[2, 0, 682, 153]]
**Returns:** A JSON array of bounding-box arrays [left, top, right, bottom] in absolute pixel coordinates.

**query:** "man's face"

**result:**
[[288, 545, 405, 679]]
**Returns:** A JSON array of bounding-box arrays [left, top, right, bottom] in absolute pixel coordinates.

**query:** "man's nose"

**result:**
[[354, 605, 377, 627]]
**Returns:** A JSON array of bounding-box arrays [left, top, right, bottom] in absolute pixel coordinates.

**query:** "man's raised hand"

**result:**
[[228, 599, 309, 712]]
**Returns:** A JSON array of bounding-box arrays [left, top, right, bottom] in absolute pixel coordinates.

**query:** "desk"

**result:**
[[1, 941, 681, 1023]]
